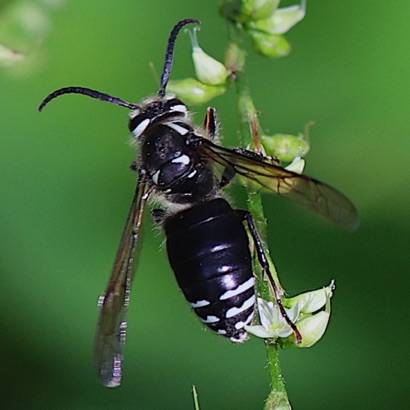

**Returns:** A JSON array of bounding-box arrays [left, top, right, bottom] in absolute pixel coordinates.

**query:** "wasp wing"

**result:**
[[94, 175, 149, 387], [199, 140, 359, 230]]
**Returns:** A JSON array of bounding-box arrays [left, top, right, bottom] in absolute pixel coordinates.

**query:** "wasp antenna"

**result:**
[[158, 18, 201, 98], [38, 86, 140, 112]]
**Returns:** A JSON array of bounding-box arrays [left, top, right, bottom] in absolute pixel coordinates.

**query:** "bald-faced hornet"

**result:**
[[39, 19, 358, 388]]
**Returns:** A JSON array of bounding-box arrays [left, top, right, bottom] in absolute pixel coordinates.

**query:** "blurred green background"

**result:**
[[1, 0, 409, 409]]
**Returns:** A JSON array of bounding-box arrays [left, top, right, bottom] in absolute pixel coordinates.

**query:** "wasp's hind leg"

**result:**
[[240, 210, 303, 344]]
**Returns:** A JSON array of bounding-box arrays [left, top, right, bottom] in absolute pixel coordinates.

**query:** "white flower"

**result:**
[[245, 298, 301, 338], [246, 281, 335, 347]]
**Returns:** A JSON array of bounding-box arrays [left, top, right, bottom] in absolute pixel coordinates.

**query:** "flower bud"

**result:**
[[189, 27, 229, 86], [241, 0, 280, 21], [269, 0, 306, 34], [192, 46, 230, 85], [219, 0, 246, 23], [282, 281, 334, 348], [261, 133, 310, 163], [248, 30, 290, 58], [1, 1, 50, 54], [225, 42, 246, 73], [295, 310, 331, 347], [167, 78, 227, 105], [285, 281, 335, 313], [220, 0, 279, 23], [248, 0, 306, 35], [0, 43, 24, 68], [284, 157, 305, 175]]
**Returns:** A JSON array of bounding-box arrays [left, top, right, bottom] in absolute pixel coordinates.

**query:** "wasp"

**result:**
[[39, 19, 359, 388]]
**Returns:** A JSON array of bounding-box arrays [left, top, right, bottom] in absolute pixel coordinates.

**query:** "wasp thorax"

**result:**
[[139, 118, 214, 202]]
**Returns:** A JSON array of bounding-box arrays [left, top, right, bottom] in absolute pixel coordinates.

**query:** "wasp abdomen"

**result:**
[[164, 198, 256, 342]]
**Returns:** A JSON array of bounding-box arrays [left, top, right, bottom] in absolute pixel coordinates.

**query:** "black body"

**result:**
[[131, 97, 257, 341], [165, 198, 255, 342]]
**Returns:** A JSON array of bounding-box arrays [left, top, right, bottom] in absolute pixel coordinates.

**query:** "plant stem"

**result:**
[[226, 22, 291, 410], [248, 193, 290, 410]]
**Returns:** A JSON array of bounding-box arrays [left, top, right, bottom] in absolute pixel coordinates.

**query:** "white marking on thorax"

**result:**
[[165, 122, 189, 135], [171, 154, 190, 165], [169, 104, 187, 115], [152, 170, 160, 185], [219, 277, 255, 300], [187, 170, 197, 179]]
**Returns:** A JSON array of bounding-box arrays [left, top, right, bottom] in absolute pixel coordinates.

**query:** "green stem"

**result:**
[[225, 22, 291, 410], [248, 193, 290, 410]]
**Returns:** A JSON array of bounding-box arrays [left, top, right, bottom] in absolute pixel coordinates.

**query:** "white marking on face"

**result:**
[[152, 170, 160, 185], [187, 170, 197, 179], [217, 329, 227, 335], [190, 300, 210, 308], [220, 277, 255, 300], [164, 188, 172, 194], [165, 122, 189, 135], [131, 118, 150, 138], [171, 154, 190, 165], [225, 295, 256, 319], [202, 315, 220, 324]]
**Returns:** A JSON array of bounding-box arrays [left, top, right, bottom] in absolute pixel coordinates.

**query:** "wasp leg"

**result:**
[[203, 107, 236, 188], [203, 107, 219, 140], [241, 210, 302, 344], [219, 168, 236, 188]]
